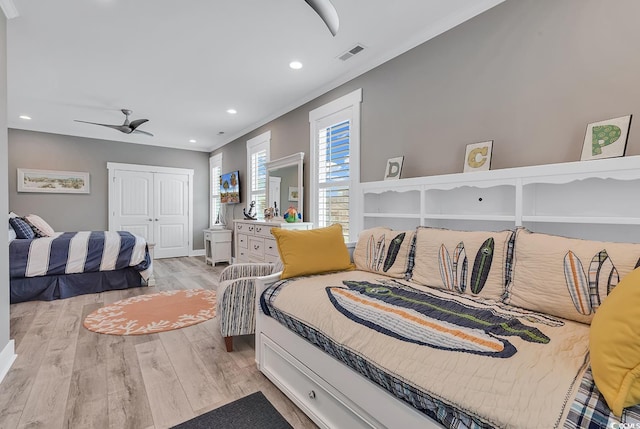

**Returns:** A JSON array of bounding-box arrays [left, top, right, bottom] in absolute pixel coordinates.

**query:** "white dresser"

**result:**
[[233, 220, 313, 263]]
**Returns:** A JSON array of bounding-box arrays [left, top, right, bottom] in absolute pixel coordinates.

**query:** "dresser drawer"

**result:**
[[254, 224, 273, 238], [264, 238, 279, 257], [237, 233, 248, 249], [237, 248, 249, 262], [204, 231, 212, 241], [248, 237, 265, 259], [235, 222, 252, 235]]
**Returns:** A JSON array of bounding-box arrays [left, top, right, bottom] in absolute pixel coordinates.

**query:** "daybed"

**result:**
[[8, 214, 153, 303], [256, 224, 640, 429]]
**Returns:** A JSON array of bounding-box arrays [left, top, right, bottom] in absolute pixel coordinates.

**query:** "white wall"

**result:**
[[0, 12, 16, 383]]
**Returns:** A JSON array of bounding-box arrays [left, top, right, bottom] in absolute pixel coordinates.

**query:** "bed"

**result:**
[[9, 230, 153, 303]]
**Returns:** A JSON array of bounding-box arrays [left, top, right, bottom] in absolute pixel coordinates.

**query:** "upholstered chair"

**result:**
[[217, 263, 280, 352]]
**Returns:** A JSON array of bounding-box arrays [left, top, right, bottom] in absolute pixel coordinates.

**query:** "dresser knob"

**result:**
[[308, 390, 316, 399]]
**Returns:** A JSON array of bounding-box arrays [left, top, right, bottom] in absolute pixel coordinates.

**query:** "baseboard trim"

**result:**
[[190, 249, 205, 257], [0, 340, 16, 384]]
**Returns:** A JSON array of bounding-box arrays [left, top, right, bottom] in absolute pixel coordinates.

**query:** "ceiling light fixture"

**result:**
[[189, 139, 197, 143], [19, 115, 32, 120], [226, 109, 237, 115], [289, 61, 303, 70]]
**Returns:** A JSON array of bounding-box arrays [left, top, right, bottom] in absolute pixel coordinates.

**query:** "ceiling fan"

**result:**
[[304, 0, 339, 36], [75, 109, 154, 137]]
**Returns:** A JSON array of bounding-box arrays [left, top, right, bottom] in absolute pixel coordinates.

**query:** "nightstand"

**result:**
[[204, 228, 232, 265]]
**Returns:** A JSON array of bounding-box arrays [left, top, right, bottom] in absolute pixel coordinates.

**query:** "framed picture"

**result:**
[[463, 141, 493, 173], [17, 168, 90, 194], [384, 156, 404, 180], [288, 186, 299, 202], [581, 115, 632, 161]]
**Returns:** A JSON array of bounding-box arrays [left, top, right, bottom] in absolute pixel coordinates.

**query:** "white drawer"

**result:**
[[264, 238, 278, 257], [254, 224, 273, 238], [264, 253, 279, 264], [237, 249, 249, 262], [237, 233, 248, 249], [215, 230, 232, 242], [249, 237, 264, 259], [235, 222, 252, 235], [261, 336, 373, 429]]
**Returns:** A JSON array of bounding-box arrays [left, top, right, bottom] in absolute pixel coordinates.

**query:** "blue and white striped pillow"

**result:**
[[9, 217, 35, 239]]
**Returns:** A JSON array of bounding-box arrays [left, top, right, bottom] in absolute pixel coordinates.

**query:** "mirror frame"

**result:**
[[265, 152, 304, 221]]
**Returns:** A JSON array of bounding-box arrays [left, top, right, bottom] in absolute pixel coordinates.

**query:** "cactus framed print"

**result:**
[[581, 115, 632, 161], [463, 141, 493, 173]]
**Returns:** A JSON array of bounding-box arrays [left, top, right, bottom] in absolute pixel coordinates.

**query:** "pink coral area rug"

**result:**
[[83, 289, 217, 335]]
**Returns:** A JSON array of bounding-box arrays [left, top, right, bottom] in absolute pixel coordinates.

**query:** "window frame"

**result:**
[[246, 131, 271, 219], [209, 153, 223, 227], [309, 88, 362, 242]]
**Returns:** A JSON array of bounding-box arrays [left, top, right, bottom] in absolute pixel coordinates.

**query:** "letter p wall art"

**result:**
[[581, 115, 632, 161]]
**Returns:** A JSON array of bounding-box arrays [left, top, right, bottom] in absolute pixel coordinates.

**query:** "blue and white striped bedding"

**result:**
[[10, 231, 151, 281]]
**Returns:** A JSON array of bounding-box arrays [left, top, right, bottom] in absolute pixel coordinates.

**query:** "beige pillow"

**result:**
[[410, 227, 514, 301], [506, 229, 640, 324], [353, 227, 415, 278], [25, 214, 55, 237]]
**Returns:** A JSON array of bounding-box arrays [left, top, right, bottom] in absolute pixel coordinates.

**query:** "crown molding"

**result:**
[[0, 0, 19, 19]]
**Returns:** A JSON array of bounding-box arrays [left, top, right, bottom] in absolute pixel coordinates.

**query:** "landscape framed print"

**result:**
[[463, 141, 493, 173], [581, 115, 632, 161], [17, 168, 90, 194]]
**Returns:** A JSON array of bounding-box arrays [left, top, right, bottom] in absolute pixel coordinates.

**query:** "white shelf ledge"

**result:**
[[363, 213, 421, 219], [521, 216, 640, 225], [423, 214, 515, 221]]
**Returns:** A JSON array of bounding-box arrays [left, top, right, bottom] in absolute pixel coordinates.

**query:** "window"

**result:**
[[209, 153, 223, 226], [310, 89, 362, 242], [246, 131, 271, 218]]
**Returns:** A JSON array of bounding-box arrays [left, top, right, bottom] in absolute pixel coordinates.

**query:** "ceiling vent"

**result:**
[[338, 44, 365, 61]]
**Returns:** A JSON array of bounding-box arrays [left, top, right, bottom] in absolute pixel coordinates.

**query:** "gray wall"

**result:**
[[8, 130, 210, 250], [1, 14, 10, 358], [213, 0, 640, 218]]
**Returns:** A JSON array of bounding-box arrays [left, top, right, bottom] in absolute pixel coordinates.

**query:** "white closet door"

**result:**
[[112, 170, 154, 242], [153, 173, 190, 258]]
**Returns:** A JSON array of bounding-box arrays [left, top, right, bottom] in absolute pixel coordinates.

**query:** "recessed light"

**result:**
[[19, 115, 32, 120], [289, 61, 303, 70], [226, 109, 237, 115], [189, 139, 197, 143]]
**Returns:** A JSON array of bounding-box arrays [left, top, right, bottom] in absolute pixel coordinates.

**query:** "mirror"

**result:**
[[266, 152, 304, 222]]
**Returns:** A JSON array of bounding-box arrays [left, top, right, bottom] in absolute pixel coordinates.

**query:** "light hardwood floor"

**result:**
[[0, 257, 318, 429]]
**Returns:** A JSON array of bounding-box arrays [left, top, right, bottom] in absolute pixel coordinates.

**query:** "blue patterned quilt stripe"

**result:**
[[262, 281, 640, 429], [9, 231, 150, 278]]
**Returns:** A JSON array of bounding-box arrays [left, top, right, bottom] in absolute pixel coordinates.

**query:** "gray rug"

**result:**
[[171, 391, 294, 429]]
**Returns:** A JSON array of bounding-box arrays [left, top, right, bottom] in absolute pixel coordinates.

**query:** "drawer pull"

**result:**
[[254, 244, 260, 250], [308, 390, 316, 399], [256, 227, 262, 232], [237, 225, 243, 230]]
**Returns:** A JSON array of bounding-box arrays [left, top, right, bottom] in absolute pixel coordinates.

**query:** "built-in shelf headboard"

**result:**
[[360, 156, 640, 243]]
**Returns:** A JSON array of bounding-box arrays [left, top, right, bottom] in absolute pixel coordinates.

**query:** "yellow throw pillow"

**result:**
[[271, 223, 353, 279], [591, 267, 640, 416]]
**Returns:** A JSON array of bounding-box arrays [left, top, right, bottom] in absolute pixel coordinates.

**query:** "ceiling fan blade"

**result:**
[[75, 120, 133, 134], [129, 118, 149, 130], [133, 129, 154, 137], [304, 0, 339, 36]]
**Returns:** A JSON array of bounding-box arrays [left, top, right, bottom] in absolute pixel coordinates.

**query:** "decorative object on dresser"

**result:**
[[233, 220, 312, 264], [581, 115, 632, 161], [17, 168, 90, 194], [384, 156, 404, 180], [243, 200, 257, 220], [203, 228, 232, 265], [463, 140, 493, 172]]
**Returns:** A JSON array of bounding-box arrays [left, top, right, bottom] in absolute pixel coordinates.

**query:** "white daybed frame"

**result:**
[[255, 156, 640, 429]]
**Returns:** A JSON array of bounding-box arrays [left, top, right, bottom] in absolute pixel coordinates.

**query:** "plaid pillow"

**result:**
[[9, 217, 35, 239]]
